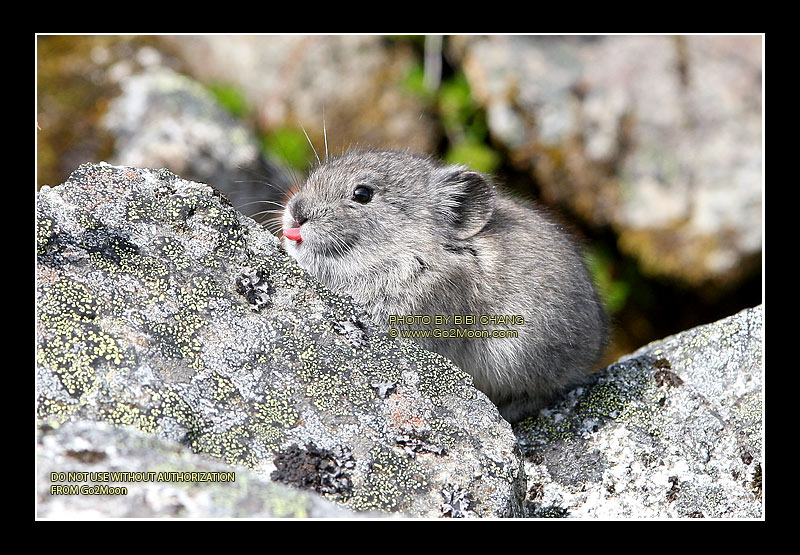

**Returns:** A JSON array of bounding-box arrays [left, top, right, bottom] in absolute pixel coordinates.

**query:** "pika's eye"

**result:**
[[352, 185, 373, 204]]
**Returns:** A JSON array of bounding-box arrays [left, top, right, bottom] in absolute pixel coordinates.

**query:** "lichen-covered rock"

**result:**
[[35, 162, 525, 518], [36, 420, 362, 518], [514, 305, 763, 518], [452, 35, 762, 290]]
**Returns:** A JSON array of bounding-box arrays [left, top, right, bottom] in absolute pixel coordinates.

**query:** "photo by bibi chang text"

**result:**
[[386, 314, 525, 339], [387, 314, 525, 326]]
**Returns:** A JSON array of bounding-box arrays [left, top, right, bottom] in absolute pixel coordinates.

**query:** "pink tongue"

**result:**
[[283, 227, 302, 242]]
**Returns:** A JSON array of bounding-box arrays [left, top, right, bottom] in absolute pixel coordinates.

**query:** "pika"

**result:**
[[281, 149, 607, 423]]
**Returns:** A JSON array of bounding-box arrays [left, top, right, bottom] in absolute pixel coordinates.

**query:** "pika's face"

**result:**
[[282, 150, 434, 279]]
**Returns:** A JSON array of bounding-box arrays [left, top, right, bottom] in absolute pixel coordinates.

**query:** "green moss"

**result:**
[[276, 322, 373, 415], [77, 211, 106, 231], [300, 364, 373, 415], [428, 418, 468, 453], [362, 354, 405, 387], [126, 196, 155, 224], [578, 381, 629, 420], [732, 391, 763, 451], [163, 193, 198, 223], [576, 371, 658, 434], [126, 387, 260, 468], [39, 160, 524, 505], [516, 358, 666, 446], [198, 203, 247, 253], [144, 315, 203, 369], [249, 423, 288, 448], [197, 254, 223, 268], [177, 275, 222, 312]]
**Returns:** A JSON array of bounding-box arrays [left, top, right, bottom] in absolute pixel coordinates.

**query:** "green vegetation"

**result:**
[[260, 127, 315, 171], [438, 72, 500, 174], [204, 80, 315, 172], [400, 62, 430, 99], [445, 142, 501, 175], [584, 245, 632, 315], [206, 81, 249, 119], [403, 56, 500, 175]]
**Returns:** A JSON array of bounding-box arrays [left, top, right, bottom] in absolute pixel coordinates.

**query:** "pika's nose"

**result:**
[[289, 198, 308, 227]]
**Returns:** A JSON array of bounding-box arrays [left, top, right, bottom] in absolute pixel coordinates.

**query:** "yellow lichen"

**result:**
[[346, 446, 429, 513]]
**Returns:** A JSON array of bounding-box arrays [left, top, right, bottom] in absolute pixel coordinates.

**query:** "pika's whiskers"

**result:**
[[301, 124, 321, 166], [322, 107, 329, 162], [238, 199, 287, 210]]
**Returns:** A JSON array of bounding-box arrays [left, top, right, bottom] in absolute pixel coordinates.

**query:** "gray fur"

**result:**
[[282, 149, 608, 423]]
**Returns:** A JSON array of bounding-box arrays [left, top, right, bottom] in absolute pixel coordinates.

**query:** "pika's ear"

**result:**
[[435, 166, 496, 240]]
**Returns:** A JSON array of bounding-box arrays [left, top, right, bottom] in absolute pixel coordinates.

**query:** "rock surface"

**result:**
[[35, 161, 763, 519], [157, 35, 439, 155], [35, 162, 525, 518], [514, 305, 763, 518], [452, 35, 762, 290]]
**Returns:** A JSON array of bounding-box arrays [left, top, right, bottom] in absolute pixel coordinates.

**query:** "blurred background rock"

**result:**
[[36, 34, 763, 364]]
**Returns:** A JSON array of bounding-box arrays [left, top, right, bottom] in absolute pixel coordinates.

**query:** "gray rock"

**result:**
[[102, 66, 293, 226], [37, 420, 361, 518], [514, 305, 763, 518], [156, 35, 439, 155], [453, 35, 762, 289], [35, 162, 525, 518]]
